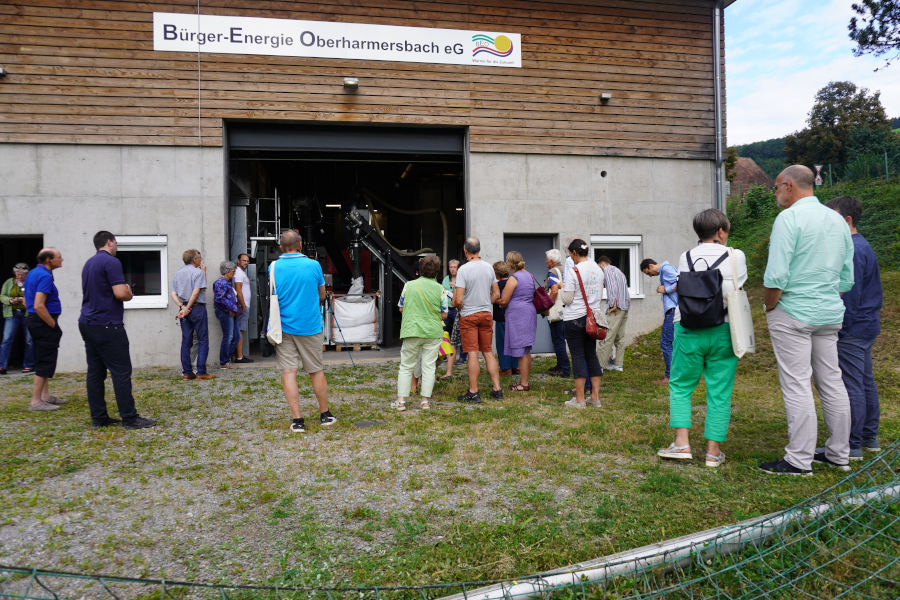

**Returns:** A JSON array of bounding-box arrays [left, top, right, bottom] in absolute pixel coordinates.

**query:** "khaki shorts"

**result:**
[[275, 331, 324, 374], [459, 311, 493, 353]]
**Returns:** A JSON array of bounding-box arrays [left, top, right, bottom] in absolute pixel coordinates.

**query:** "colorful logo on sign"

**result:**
[[472, 34, 513, 57]]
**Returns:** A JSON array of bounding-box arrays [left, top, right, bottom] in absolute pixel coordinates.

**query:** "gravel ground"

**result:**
[[1, 355, 615, 596]]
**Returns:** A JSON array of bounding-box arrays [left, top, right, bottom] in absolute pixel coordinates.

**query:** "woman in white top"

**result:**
[[560, 238, 607, 408], [656, 209, 748, 468]]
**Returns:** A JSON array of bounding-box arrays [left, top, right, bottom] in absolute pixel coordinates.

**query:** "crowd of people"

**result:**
[[5, 164, 885, 473]]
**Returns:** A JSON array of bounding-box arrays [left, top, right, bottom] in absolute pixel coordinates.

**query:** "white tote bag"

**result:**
[[727, 247, 755, 358], [547, 266, 565, 323], [266, 260, 283, 345]]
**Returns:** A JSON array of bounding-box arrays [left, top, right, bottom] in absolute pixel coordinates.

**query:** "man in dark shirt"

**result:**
[[826, 197, 883, 460], [78, 231, 156, 429]]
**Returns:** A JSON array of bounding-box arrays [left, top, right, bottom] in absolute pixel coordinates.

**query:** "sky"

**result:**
[[725, 0, 900, 146]]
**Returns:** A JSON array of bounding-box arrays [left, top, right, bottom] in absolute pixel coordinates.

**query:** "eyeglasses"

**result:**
[[771, 182, 787, 192]]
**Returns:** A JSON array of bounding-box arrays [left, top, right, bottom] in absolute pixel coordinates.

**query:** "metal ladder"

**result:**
[[249, 189, 280, 256]]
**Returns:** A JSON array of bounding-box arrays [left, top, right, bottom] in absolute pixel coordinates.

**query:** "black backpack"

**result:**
[[677, 250, 729, 330]]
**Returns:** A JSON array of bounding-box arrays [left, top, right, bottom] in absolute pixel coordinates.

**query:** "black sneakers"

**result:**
[[320, 411, 337, 426], [290, 418, 306, 433], [123, 416, 157, 430], [92, 417, 122, 429], [489, 388, 503, 400], [457, 391, 482, 404], [812, 452, 851, 471], [759, 459, 812, 476]]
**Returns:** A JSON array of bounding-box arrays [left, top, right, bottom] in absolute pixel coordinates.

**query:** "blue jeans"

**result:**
[[494, 321, 518, 372], [216, 309, 241, 366], [661, 308, 675, 378], [0, 312, 35, 370], [549, 320, 570, 375], [837, 333, 879, 449], [180, 307, 209, 375]]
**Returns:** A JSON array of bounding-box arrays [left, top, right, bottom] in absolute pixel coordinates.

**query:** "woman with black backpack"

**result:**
[[656, 209, 747, 468]]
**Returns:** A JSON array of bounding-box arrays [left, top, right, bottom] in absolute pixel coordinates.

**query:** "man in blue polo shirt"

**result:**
[[79, 231, 156, 429], [24, 247, 66, 412], [270, 230, 336, 433]]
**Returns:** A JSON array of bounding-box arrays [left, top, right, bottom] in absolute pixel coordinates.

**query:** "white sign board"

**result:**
[[153, 12, 521, 68]]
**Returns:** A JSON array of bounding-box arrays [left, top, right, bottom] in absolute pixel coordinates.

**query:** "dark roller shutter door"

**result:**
[[227, 122, 464, 155]]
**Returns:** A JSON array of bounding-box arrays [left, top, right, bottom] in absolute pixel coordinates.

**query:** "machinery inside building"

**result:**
[[227, 125, 465, 351]]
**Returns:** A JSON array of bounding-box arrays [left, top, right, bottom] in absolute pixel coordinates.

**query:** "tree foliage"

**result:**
[[725, 146, 738, 183], [784, 81, 893, 171], [849, 0, 900, 67], [735, 137, 787, 179]]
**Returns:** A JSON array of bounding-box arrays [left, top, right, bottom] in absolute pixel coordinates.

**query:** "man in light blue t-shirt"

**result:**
[[270, 230, 336, 434]]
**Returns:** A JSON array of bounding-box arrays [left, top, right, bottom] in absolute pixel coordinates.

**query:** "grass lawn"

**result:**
[[1, 274, 898, 591]]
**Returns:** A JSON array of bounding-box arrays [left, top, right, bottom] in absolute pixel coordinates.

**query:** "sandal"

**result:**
[[420, 399, 431, 410], [390, 399, 406, 412], [705, 452, 726, 468], [657, 443, 693, 460], [438, 375, 452, 382], [509, 382, 530, 391]]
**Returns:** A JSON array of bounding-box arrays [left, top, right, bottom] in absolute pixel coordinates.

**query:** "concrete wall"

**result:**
[[468, 153, 716, 349], [0, 144, 226, 371]]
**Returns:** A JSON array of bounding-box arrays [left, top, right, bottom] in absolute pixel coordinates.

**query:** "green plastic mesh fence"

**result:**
[[2, 439, 897, 600]]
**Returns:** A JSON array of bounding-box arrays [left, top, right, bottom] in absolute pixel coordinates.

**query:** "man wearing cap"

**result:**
[[24, 248, 66, 411], [0, 263, 36, 375]]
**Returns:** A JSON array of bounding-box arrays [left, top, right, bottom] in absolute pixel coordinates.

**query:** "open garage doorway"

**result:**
[[0, 235, 43, 371], [226, 123, 466, 352]]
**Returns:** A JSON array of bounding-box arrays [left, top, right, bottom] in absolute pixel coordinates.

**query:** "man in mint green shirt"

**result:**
[[759, 165, 854, 476]]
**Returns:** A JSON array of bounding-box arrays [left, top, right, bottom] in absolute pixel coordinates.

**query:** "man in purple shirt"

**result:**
[[825, 197, 883, 460], [78, 231, 156, 429]]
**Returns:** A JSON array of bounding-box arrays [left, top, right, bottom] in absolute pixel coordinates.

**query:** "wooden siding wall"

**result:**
[[0, 0, 720, 159]]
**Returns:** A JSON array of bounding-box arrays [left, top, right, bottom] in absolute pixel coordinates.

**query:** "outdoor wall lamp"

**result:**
[[0, 66, 6, 78], [600, 92, 612, 104], [343, 77, 359, 91]]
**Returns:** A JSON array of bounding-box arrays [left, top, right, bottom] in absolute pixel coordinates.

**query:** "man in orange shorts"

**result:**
[[452, 237, 503, 403]]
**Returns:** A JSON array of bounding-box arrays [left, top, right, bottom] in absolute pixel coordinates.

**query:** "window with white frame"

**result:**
[[590, 235, 644, 298], [116, 235, 168, 309]]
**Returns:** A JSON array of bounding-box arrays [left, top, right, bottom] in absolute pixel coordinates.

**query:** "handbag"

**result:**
[[266, 260, 283, 345], [573, 265, 607, 341], [530, 272, 555, 314], [547, 266, 565, 322], [438, 330, 454, 357], [726, 247, 755, 358]]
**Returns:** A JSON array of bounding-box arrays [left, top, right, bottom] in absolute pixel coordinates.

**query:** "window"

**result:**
[[117, 235, 168, 309], [590, 235, 644, 299]]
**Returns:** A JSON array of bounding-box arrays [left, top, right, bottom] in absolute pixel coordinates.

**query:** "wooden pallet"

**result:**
[[324, 344, 377, 352]]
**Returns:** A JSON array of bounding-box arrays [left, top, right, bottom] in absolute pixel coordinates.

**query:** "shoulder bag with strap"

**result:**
[[530, 272, 555, 314], [573, 265, 607, 340], [266, 260, 282, 345], [726, 247, 755, 357]]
